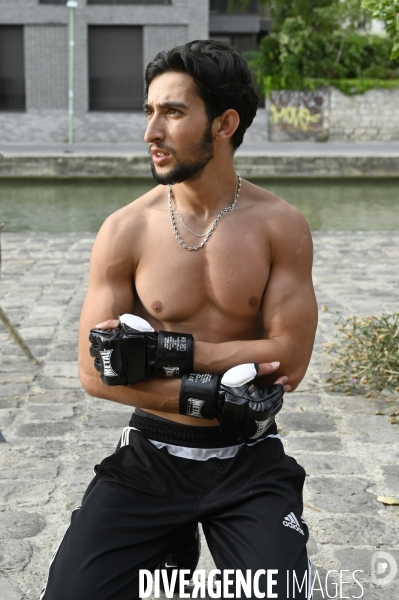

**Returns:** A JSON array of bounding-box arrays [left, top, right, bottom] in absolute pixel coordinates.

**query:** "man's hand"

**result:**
[[179, 363, 285, 442], [89, 314, 194, 385], [93, 319, 290, 393]]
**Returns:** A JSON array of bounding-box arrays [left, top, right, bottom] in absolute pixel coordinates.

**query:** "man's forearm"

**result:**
[[81, 370, 181, 412], [194, 337, 309, 390]]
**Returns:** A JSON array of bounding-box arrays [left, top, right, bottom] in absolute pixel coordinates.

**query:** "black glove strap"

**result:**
[[179, 373, 221, 420], [155, 331, 194, 377]]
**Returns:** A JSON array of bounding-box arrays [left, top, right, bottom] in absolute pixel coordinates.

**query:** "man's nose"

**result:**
[[144, 114, 164, 144]]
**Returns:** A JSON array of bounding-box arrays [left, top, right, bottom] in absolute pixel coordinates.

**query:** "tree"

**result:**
[[229, 0, 369, 32], [361, 0, 399, 58]]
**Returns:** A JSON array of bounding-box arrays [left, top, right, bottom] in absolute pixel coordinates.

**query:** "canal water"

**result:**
[[0, 178, 398, 233]]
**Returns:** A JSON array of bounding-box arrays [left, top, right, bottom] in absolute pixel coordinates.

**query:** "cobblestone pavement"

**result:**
[[0, 231, 398, 600]]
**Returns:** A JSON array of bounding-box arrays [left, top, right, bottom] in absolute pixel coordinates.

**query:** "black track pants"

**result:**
[[41, 411, 311, 600]]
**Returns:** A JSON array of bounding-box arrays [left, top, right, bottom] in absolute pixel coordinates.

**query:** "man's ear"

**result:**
[[213, 109, 240, 144]]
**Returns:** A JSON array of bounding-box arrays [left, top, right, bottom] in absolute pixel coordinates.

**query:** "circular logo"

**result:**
[[371, 551, 397, 586]]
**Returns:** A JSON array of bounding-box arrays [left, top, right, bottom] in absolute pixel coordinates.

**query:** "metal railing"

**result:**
[[0, 78, 25, 111], [89, 76, 143, 111]]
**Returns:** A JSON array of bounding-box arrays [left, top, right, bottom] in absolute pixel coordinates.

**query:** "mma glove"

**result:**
[[179, 363, 284, 442], [89, 314, 194, 386]]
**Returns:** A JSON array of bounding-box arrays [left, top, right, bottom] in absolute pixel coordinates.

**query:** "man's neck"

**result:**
[[170, 160, 238, 219]]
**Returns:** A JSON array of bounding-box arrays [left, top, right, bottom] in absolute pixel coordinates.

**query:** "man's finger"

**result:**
[[273, 375, 290, 393], [94, 319, 119, 330], [257, 361, 280, 377]]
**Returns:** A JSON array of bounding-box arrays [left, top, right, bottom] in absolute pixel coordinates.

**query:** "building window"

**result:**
[[0, 26, 25, 111], [88, 26, 143, 111]]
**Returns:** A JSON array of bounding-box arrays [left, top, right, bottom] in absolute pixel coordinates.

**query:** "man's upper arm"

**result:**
[[262, 207, 318, 383], [78, 216, 135, 392]]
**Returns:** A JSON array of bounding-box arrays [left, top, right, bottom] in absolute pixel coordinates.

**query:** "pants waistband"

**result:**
[[129, 408, 278, 449]]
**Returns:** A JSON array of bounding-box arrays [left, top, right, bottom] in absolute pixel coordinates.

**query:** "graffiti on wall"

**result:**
[[268, 88, 329, 140]]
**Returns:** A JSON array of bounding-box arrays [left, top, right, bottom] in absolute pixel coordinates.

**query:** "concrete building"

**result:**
[[0, 0, 209, 142]]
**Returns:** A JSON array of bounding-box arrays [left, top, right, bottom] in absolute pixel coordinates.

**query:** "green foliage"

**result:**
[[259, 0, 370, 32], [259, 17, 399, 94], [362, 0, 399, 59], [323, 77, 399, 93], [324, 312, 399, 395]]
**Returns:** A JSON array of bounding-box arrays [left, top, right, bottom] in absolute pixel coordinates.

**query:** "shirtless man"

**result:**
[[40, 40, 317, 600]]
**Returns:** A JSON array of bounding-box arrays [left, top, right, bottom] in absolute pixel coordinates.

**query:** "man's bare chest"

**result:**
[[133, 223, 271, 325]]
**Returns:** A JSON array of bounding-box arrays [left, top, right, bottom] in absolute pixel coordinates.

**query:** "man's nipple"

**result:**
[[151, 300, 163, 313], [248, 296, 258, 308]]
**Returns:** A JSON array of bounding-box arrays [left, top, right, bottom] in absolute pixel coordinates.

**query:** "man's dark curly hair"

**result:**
[[144, 40, 259, 151]]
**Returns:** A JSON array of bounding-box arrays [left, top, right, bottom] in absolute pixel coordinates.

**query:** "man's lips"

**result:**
[[150, 148, 172, 166]]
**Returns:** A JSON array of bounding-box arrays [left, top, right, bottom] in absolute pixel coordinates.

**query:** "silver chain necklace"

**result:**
[[168, 173, 242, 251]]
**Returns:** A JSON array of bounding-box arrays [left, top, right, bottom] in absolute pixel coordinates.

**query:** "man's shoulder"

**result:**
[[99, 184, 164, 236], [243, 180, 309, 231], [92, 184, 164, 262]]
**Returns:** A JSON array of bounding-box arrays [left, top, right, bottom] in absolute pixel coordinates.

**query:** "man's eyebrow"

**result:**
[[143, 101, 188, 111]]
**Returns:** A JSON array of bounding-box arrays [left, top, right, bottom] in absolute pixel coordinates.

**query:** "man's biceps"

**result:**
[[83, 284, 134, 321]]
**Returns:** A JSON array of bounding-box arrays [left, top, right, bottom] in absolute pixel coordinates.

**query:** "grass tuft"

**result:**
[[324, 312, 399, 395]]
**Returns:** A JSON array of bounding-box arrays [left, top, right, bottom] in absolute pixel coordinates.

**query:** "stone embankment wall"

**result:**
[[268, 87, 399, 143], [329, 87, 399, 142]]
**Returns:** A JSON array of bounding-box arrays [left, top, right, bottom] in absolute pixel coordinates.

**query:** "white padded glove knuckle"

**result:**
[[119, 314, 155, 332], [221, 363, 258, 387]]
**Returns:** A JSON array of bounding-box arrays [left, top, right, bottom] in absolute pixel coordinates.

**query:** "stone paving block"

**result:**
[[286, 395, 322, 411], [0, 459, 59, 481], [0, 482, 55, 507], [381, 465, 399, 493], [299, 454, 365, 476], [0, 383, 29, 398], [366, 444, 399, 466], [27, 404, 75, 421], [27, 389, 82, 404], [15, 327, 56, 341], [14, 440, 67, 459], [16, 421, 74, 438], [0, 539, 33, 573], [0, 373, 34, 385], [31, 376, 80, 391], [0, 511, 45, 539], [87, 411, 131, 428], [337, 395, 397, 415], [284, 434, 343, 453], [305, 477, 378, 513], [36, 376, 81, 390], [46, 350, 78, 362], [346, 416, 399, 444], [0, 410, 17, 428], [0, 577, 23, 600], [316, 516, 397, 546], [277, 411, 337, 433], [43, 362, 78, 379]]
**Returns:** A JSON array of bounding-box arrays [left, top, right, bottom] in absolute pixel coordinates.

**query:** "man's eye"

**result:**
[[167, 108, 179, 115], [144, 109, 152, 117]]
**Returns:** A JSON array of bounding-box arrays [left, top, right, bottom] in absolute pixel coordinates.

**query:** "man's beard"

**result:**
[[149, 124, 214, 185]]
